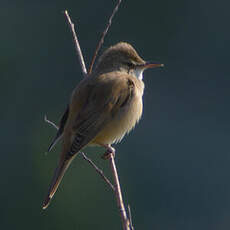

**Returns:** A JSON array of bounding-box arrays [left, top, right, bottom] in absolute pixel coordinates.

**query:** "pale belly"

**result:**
[[91, 94, 143, 145]]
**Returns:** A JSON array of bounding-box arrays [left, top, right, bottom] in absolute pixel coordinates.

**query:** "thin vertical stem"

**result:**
[[109, 155, 130, 230], [64, 10, 88, 77]]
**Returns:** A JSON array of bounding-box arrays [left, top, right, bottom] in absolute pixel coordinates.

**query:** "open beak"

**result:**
[[140, 61, 164, 69]]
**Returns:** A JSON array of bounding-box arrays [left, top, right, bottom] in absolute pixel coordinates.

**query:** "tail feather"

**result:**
[[42, 156, 74, 209]]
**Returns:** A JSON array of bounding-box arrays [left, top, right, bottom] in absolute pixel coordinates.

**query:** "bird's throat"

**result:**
[[132, 68, 144, 80]]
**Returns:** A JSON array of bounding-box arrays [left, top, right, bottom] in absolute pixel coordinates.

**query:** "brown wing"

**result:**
[[67, 72, 135, 157], [47, 105, 69, 152]]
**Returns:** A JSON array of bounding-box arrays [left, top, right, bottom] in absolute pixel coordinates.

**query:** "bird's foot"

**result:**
[[101, 145, 115, 160]]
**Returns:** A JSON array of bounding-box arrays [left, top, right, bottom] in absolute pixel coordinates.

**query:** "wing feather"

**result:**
[[47, 105, 69, 152], [67, 73, 135, 156]]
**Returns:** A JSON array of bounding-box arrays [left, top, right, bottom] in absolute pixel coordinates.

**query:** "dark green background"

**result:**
[[1, 0, 230, 229]]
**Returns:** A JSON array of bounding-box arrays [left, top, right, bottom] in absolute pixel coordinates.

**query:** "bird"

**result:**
[[42, 42, 163, 209]]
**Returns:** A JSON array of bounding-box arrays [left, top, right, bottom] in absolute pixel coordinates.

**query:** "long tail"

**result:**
[[42, 156, 74, 209]]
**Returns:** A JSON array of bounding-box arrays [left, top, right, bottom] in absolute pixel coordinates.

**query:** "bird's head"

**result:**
[[95, 42, 163, 80]]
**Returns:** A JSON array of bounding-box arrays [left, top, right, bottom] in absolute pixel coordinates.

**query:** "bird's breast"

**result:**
[[92, 80, 144, 145]]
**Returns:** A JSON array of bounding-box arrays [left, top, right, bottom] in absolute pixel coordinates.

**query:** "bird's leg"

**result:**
[[101, 144, 116, 160]]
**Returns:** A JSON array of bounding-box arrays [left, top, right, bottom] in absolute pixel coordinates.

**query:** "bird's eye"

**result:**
[[124, 62, 135, 68]]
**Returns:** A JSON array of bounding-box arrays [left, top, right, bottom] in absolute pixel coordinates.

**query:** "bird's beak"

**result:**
[[140, 61, 164, 69]]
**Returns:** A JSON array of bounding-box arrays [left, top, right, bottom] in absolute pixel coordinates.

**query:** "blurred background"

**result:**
[[1, 0, 230, 229]]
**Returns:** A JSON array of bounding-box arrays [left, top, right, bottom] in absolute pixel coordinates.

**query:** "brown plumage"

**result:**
[[42, 42, 163, 209]]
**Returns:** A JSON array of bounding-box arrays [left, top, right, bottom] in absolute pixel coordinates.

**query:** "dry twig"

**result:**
[[88, 0, 123, 74], [128, 204, 134, 230], [44, 115, 58, 130], [64, 10, 87, 77], [108, 154, 130, 230], [80, 152, 115, 191]]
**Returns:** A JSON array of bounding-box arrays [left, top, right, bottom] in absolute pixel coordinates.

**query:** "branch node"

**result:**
[[80, 152, 115, 191]]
